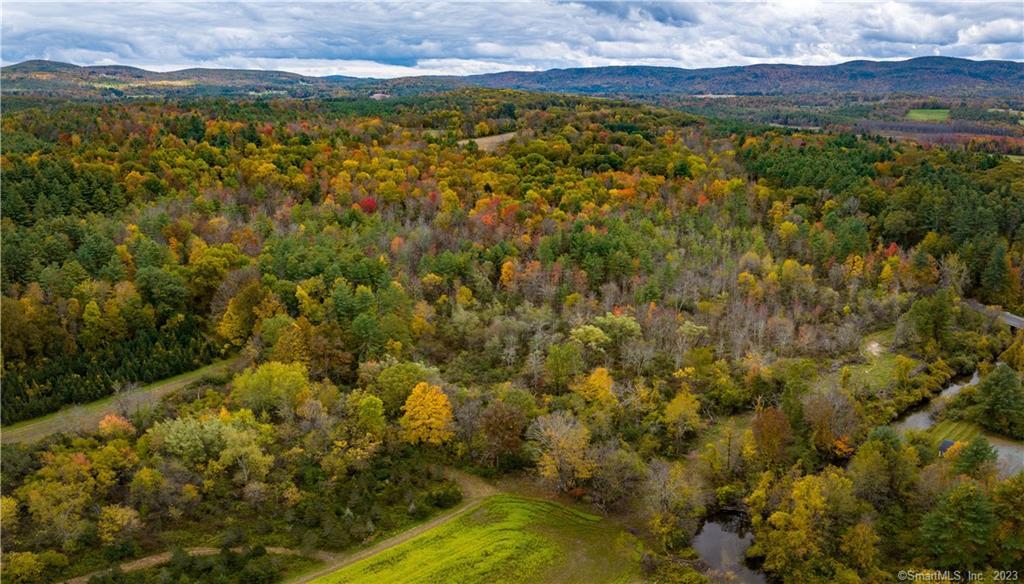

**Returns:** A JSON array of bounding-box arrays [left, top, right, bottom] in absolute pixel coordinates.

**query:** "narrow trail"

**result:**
[[60, 470, 499, 584], [63, 547, 334, 584], [2, 358, 239, 444], [287, 470, 499, 583]]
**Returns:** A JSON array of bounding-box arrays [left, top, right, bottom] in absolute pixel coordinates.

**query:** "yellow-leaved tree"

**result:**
[[400, 382, 453, 445], [528, 411, 595, 492], [98, 504, 142, 545], [571, 367, 617, 407], [663, 387, 703, 445]]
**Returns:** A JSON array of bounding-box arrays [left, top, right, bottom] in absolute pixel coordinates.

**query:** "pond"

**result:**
[[692, 513, 767, 584]]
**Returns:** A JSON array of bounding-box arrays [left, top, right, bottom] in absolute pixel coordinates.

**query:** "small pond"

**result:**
[[692, 513, 766, 584]]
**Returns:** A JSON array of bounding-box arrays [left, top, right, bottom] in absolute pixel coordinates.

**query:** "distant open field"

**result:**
[[458, 131, 518, 151], [906, 108, 950, 121], [310, 495, 641, 584]]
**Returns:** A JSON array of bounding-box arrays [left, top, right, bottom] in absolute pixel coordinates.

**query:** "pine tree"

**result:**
[[920, 483, 995, 569], [982, 239, 1010, 303], [976, 365, 1024, 439]]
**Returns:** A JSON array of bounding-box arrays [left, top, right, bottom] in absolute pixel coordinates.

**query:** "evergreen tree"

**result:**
[[920, 483, 995, 569], [981, 239, 1010, 303], [976, 364, 1024, 439]]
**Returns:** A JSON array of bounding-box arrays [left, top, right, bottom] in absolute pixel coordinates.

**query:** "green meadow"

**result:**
[[816, 328, 910, 394], [906, 108, 950, 121], [928, 419, 984, 444], [312, 495, 641, 584]]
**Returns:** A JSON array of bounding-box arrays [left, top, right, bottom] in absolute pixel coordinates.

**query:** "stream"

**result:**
[[894, 371, 979, 432], [893, 371, 1024, 476], [690, 371, 1023, 583]]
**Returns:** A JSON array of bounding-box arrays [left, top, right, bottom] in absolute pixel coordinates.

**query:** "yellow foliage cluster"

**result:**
[[571, 367, 617, 406], [400, 382, 454, 445]]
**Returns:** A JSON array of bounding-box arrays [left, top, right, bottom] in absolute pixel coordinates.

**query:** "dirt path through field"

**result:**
[[60, 470, 498, 584], [864, 341, 883, 357], [288, 469, 499, 583], [2, 358, 240, 444], [63, 547, 334, 584]]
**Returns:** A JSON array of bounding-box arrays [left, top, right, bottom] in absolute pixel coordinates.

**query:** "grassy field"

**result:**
[[457, 131, 517, 152], [906, 108, 950, 121], [815, 328, 910, 394], [927, 419, 983, 444], [311, 495, 641, 584]]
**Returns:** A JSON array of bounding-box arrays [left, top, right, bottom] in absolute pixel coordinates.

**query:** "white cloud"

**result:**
[[858, 2, 962, 45], [2, 1, 1021, 77], [960, 18, 1024, 44]]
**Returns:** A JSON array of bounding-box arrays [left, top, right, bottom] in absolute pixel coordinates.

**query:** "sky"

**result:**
[[2, 1, 1022, 78]]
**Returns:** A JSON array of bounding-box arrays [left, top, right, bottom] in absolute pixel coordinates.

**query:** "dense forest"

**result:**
[[1, 90, 1023, 583]]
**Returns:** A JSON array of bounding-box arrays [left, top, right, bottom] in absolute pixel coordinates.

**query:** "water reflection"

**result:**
[[692, 514, 766, 584]]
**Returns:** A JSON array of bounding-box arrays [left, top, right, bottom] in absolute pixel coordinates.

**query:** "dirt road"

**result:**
[[2, 358, 239, 444], [59, 470, 497, 584], [63, 546, 333, 584], [288, 470, 498, 583]]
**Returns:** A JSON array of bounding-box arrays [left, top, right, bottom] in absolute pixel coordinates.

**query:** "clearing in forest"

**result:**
[[906, 108, 950, 121], [924, 420, 1024, 476], [458, 131, 518, 151], [310, 495, 642, 584], [816, 328, 909, 394]]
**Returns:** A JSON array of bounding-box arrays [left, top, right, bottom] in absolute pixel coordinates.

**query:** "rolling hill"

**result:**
[[0, 59, 360, 99], [456, 57, 1024, 97], [2, 56, 1021, 99]]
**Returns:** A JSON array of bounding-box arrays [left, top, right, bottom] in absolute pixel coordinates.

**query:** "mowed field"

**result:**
[[457, 131, 518, 152], [906, 108, 950, 121], [927, 420, 1024, 476], [928, 419, 983, 444], [311, 495, 641, 584]]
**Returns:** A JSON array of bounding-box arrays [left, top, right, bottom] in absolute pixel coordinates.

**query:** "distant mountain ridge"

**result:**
[[457, 57, 1024, 96], [3, 56, 1022, 99], [2, 59, 358, 99]]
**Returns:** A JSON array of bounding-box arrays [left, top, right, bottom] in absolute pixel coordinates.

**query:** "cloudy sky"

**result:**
[[3, 1, 1022, 77]]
